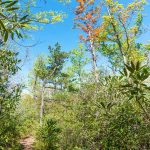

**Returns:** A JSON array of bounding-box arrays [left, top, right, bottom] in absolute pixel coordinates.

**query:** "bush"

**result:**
[[46, 76, 150, 149], [0, 50, 21, 149], [0, 115, 20, 150], [101, 104, 150, 149], [16, 94, 38, 137], [36, 119, 61, 150]]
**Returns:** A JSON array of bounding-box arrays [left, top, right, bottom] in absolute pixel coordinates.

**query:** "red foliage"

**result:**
[[81, 26, 88, 33], [75, 0, 102, 43]]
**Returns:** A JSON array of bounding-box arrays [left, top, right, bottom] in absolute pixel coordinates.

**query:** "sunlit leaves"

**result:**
[[0, 49, 20, 76], [35, 11, 66, 24], [121, 61, 150, 101], [120, 61, 150, 119], [0, 0, 67, 42], [33, 55, 48, 81], [0, 0, 31, 42], [33, 43, 68, 83], [67, 44, 89, 83], [75, 0, 101, 42], [96, 0, 147, 69]]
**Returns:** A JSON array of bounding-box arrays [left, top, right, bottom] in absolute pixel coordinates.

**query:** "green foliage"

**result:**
[[0, 0, 31, 42], [101, 104, 150, 149], [0, 0, 66, 42], [98, 0, 147, 69], [33, 55, 48, 81], [16, 94, 38, 137], [42, 69, 150, 149], [67, 44, 89, 84], [0, 49, 21, 116], [48, 42, 68, 77], [32, 43, 68, 83], [121, 61, 150, 96], [36, 119, 61, 150], [0, 114, 20, 150], [121, 61, 150, 119], [0, 49, 21, 149], [1, 0, 150, 149]]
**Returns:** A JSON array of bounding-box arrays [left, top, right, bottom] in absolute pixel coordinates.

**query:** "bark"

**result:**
[[32, 76, 39, 119], [106, 6, 128, 66], [33, 76, 37, 102], [91, 46, 99, 82], [40, 81, 45, 126], [89, 31, 99, 82], [33, 77, 38, 109]]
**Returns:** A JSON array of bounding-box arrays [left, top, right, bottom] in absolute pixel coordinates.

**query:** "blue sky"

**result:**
[[19, 0, 150, 81]]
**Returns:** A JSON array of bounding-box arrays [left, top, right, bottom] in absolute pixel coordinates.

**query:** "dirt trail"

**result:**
[[20, 136, 35, 150]]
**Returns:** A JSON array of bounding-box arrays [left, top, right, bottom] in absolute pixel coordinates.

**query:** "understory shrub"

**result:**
[[35, 119, 61, 150]]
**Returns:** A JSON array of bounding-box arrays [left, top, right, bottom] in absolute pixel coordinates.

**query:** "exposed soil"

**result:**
[[20, 136, 35, 150]]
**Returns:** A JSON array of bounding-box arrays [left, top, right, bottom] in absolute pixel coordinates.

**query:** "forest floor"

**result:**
[[20, 136, 35, 150]]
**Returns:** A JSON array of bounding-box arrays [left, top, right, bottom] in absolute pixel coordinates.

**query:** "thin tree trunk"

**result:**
[[91, 47, 99, 82], [33, 76, 38, 119], [40, 82, 45, 126], [33, 76, 37, 102], [54, 80, 57, 92], [89, 31, 99, 82], [106, 6, 128, 66], [78, 71, 82, 86], [78, 60, 82, 85], [123, 55, 128, 65]]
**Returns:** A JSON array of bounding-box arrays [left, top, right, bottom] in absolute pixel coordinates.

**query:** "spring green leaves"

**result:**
[[0, 0, 66, 42], [0, 0, 31, 42]]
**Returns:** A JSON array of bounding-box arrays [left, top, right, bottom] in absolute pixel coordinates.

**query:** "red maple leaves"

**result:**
[[75, 0, 102, 43]]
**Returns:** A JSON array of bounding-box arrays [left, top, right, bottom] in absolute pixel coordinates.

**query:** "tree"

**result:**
[[74, 0, 102, 82], [32, 43, 68, 125], [67, 43, 89, 85], [32, 55, 48, 125], [48, 43, 68, 78], [98, 0, 147, 70], [47, 42, 68, 90]]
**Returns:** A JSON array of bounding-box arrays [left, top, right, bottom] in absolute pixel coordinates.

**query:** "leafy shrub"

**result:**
[[0, 50, 21, 149], [47, 69, 150, 149], [36, 119, 61, 150], [0, 115, 20, 150], [101, 104, 150, 149], [16, 94, 38, 137]]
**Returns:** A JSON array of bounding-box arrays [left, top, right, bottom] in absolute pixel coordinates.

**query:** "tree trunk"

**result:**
[[106, 6, 128, 67], [91, 46, 99, 82], [33, 76, 39, 119], [123, 55, 128, 65], [40, 82, 45, 126], [89, 31, 99, 82], [33, 76, 37, 101]]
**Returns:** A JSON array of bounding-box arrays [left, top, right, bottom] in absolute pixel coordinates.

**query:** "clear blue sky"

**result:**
[[19, 0, 150, 81]]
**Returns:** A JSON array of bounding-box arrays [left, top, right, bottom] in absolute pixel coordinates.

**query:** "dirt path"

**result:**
[[20, 136, 35, 150]]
